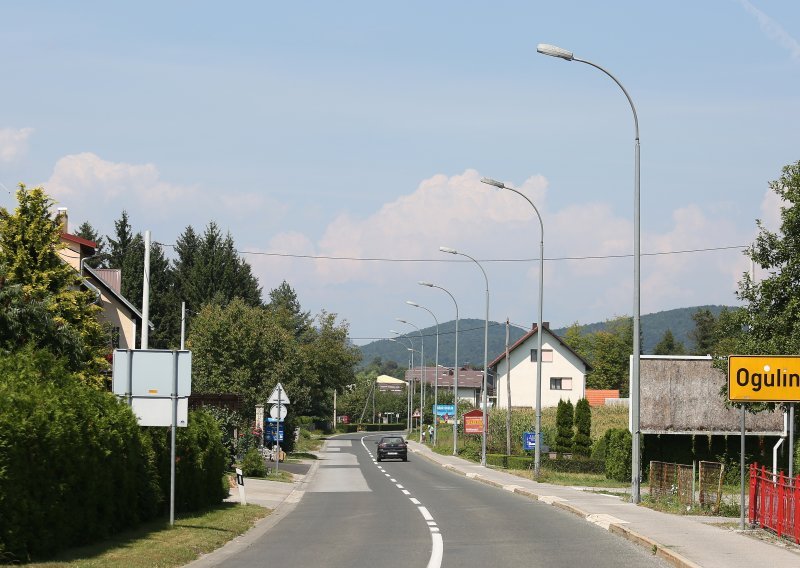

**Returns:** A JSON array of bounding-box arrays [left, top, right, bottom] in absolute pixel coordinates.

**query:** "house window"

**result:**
[[531, 349, 553, 363], [550, 377, 572, 391]]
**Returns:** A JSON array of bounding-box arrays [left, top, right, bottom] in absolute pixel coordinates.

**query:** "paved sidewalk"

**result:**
[[409, 440, 800, 568]]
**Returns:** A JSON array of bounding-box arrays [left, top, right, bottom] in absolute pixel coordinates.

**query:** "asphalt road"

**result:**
[[222, 433, 669, 568]]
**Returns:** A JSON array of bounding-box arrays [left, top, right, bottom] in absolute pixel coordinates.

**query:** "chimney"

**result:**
[[56, 207, 68, 233], [534, 322, 551, 330]]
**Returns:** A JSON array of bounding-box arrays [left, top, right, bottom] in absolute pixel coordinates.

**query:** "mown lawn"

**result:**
[[26, 504, 269, 568]]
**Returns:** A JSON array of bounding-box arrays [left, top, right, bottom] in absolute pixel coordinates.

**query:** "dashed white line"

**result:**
[[361, 435, 443, 568]]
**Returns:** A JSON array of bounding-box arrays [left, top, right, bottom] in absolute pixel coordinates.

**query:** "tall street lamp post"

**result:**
[[407, 301, 439, 444], [440, 246, 490, 466], [389, 336, 414, 431], [419, 281, 460, 455], [537, 42, 642, 502], [397, 318, 425, 442], [480, 177, 545, 477]]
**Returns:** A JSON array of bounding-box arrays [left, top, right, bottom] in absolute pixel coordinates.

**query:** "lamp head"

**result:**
[[439, 246, 458, 255], [481, 177, 505, 189], [389, 329, 401, 335], [396, 318, 409, 324], [418, 281, 434, 287], [537, 43, 574, 61], [406, 300, 420, 307]]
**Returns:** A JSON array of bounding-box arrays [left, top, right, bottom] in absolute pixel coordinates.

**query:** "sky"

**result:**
[[1, 1, 799, 345]]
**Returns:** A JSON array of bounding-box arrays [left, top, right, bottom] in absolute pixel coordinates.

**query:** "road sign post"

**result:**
[[728, 355, 800, 530], [267, 383, 290, 474]]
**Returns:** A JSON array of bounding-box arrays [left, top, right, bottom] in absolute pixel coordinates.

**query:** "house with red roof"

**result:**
[[489, 322, 591, 409], [57, 208, 152, 351]]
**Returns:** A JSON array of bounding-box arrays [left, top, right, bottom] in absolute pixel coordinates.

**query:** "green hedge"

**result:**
[[604, 428, 632, 482], [542, 457, 605, 474], [0, 349, 227, 562], [0, 350, 161, 561], [486, 454, 509, 468]]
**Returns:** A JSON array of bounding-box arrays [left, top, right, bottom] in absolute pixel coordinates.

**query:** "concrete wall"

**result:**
[[495, 331, 587, 409]]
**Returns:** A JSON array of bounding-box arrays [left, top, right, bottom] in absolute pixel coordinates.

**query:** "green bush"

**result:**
[[486, 454, 509, 468], [507, 456, 533, 470], [573, 398, 592, 457], [554, 399, 574, 454], [241, 448, 268, 477], [604, 428, 632, 482], [144, 409, 228, 513], [0, 349, 161, 561], [542, 457, 605, 474]]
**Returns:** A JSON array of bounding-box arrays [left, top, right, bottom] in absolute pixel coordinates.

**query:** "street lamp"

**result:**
[[397, 318, 425, 442], [439, 246, 490, 466], [419, 280, 460, 455], [537, 42, 642, 503], [407, 300, 440, 445], [389, 336, 414, 432], [481, 177, 545, 477]]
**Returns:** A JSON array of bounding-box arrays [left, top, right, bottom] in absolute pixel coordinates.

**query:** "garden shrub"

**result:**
[[241, 448, 268, 477], [604, 428, 632, 482], [144, 409, 228, 513], [486, 454, 509, 468], [542, 457, 605, 474], [507, 456, 533, 470]]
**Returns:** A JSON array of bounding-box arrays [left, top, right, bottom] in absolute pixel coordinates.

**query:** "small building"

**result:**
[[404, 366, 486, 407], [57, 209, 152, 350], [489, 323, 591, 409]]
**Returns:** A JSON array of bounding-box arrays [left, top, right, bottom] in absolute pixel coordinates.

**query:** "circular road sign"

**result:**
[[270, 404, 288, 420]]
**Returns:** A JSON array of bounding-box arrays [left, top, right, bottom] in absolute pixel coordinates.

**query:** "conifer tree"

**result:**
[[0, 185, 106, 383], [573, 398, 592, 457]]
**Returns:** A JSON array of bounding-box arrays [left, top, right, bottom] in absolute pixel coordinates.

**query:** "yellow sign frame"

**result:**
[[728, 355, 800, 402]]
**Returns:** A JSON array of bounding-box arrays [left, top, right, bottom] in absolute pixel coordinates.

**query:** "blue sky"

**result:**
[[2, 1, 799, 344]]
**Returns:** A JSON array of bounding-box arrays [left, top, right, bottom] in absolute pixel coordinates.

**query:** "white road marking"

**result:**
[[427, 533, 443, 568], [360, 435, 443, 568]]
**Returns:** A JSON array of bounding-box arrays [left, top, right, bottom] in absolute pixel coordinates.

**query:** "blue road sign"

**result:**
[[265, 423, 284, 442], [523, 432, 536, 451]]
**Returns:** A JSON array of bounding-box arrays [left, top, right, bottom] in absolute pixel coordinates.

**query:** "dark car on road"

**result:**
[[376, 436, 408, 462]]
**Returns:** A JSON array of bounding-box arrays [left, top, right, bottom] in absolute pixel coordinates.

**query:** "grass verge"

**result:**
[[26, 503, 269, 568]]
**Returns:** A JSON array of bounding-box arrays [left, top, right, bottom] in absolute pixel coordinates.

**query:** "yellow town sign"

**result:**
[[728, 355, 800, 402]]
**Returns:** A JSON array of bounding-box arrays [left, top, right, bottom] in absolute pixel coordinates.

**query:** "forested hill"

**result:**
[[552, 305, 735, 354], [357, 318, 527, 369], [357, 305, 736, 369]]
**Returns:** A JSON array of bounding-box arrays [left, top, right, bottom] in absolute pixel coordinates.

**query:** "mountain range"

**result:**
[[356, 305, 733, 369]]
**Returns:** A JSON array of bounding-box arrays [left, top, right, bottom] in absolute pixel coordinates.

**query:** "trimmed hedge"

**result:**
[[604, 428, 632, 482], [0, 350, 160, 561], [542, 457, 605, 474], [0, 349, 227, 562]]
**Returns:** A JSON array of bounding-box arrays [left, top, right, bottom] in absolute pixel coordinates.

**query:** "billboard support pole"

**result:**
[[170, 350, 178, 526]]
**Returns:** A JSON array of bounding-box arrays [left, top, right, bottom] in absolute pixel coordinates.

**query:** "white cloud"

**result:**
[[44, 152, 196, 207], [252, 169, 753, 332], [740, 0, 800, 61], [0, 127, 34, 164], [760, 183, 782, 231]]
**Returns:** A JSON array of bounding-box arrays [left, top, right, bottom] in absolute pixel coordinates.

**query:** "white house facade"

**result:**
[[489, 323, 591, 409]]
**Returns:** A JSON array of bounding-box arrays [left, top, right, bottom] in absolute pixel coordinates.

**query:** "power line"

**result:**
[[155, 241, 746, 264]]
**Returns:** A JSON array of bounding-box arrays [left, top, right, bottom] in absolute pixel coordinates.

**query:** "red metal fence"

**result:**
[[749, 463, 800, 543]]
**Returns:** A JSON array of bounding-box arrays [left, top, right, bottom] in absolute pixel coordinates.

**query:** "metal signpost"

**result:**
[[112, 348, 192, 526], [728, 355, 800, 530], [267, 383, 290, 474]]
